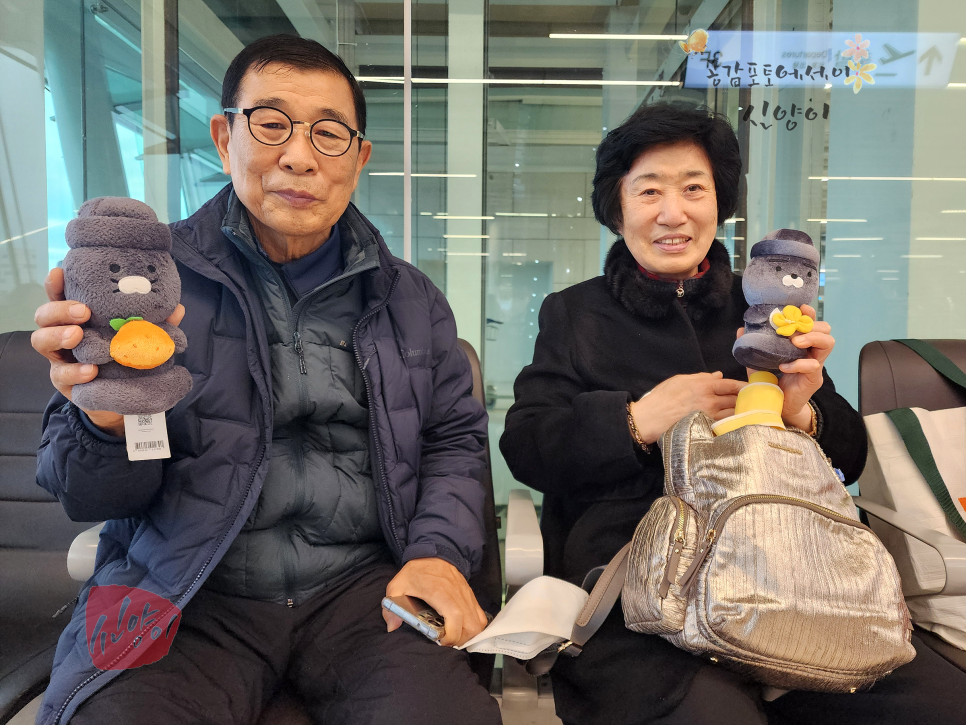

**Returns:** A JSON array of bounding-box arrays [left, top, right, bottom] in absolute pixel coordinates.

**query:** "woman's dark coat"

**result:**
[[501, 238, 866, 581], [499, 238, 868, 720]]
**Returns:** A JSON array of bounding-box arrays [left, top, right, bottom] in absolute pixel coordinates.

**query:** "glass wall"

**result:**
[[2, 0, 965, 509]]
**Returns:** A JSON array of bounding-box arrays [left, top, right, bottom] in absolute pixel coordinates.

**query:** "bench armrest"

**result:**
[[853, 496, 966, 596], [67, 523, 105, 582], [505, 489, 543, 587]]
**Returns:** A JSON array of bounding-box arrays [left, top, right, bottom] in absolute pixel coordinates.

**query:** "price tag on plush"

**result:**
[[123, 412, 171, 461]]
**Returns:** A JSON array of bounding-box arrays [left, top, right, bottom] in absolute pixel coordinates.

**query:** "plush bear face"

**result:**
[[63, 247, 181, 329], [742, 253, 819, 306]]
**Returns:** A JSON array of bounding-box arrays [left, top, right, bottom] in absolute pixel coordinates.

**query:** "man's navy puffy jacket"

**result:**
[[34, 186, 489, 725]]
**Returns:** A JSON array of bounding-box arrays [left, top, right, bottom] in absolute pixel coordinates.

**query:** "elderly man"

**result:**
[[31, 35, 500, 725]]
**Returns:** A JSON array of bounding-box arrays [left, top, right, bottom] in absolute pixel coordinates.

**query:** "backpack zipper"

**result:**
[[677, 494, 872, 594], [659, 497, 689, 599]]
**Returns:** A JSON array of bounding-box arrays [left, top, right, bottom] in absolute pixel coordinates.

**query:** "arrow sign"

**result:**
[[919, 46, 943, 75]]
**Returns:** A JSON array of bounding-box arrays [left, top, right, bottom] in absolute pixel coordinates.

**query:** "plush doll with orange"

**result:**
[[63, 197, 192, 415]]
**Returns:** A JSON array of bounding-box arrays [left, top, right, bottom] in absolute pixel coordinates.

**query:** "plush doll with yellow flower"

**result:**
[[733, 228, 819, 370], [713, 229, 819, 435]]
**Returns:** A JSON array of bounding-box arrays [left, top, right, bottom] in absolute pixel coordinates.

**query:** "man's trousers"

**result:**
[[69, 561, 501, 725]]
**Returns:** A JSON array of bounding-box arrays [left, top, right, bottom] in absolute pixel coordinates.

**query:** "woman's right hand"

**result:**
[[30, 267, 185, 437], [629, 372, 746, 445]]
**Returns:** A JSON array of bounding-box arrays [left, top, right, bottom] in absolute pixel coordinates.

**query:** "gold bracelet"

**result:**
[[806, 401, 819, 438], [627, 402, 652, 454]]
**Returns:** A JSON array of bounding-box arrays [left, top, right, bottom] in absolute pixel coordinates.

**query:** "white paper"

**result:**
[[123, 411, 171, 461], [459, 576, 589, 659]]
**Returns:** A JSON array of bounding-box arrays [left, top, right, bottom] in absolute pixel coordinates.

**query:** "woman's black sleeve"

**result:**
[[499, 292, 644, 495], [810, 369, 868, 483]]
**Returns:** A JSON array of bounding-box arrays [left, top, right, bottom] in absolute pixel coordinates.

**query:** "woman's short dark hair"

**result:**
[[591, 102, 741, 235], [221, 34, 367, 135]]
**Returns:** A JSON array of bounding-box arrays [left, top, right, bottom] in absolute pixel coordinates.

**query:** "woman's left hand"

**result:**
[[736, 304, 834, 431]]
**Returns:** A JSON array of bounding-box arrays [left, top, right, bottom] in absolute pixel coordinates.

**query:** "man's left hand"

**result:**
[[383, 557, 488, 648], [737, 304, 834, 431]]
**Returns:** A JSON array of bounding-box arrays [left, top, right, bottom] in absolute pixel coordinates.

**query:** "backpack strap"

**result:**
[[893, 339, 966, 391], [525, 543, 630, 676], [884, 340, 966, 540]]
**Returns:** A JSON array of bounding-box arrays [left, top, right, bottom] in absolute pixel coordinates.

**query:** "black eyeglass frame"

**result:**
[[223, 106, 365, 157]]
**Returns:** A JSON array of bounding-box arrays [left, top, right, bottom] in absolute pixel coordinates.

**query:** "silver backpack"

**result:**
[[533, 411, 916, 693]]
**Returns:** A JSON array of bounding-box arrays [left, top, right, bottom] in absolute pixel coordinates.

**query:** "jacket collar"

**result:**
[[171, 184, 398, 309], [604, 238, 734, 322], [220, 190, 380, 285]]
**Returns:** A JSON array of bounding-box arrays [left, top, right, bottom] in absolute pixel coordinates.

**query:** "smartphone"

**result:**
[[381, 595, 445, 642]]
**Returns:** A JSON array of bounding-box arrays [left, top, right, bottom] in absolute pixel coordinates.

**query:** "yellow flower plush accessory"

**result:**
[[770, 305, 814, 337]]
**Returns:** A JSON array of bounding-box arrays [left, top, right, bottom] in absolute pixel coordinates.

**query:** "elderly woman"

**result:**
[[500, 102, 966, 725]]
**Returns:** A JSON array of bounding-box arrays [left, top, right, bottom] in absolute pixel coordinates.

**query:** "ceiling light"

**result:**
[[434, 215, 494, 220], [357, 77, 681, 87], [549, 33, 688, 40], [496, 212, 548, 217], [443, 234, 490, 238], [811, 176, 966, 181], [807, 218, 867, 223], [369, 172, 477, 178]]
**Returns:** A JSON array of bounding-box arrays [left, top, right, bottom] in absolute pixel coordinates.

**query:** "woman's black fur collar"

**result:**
[[604, 238, 734, 321]]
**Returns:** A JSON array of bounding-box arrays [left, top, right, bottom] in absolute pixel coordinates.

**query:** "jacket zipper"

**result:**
[[676, 280, 684, 298], [352, 270, 404, 557], [659, 497, 689, 599], [677, 494, 872, 594], [52, 595, 79, 619], [294, 330, 307, 374], [53, 242, 272, 725]]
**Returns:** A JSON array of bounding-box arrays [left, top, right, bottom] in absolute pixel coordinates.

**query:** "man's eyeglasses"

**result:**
[[223, 106, 365, 158]]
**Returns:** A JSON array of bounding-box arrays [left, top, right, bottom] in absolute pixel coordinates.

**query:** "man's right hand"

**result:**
[[31, 268, 185, 438], [629, 371, 746, 445]]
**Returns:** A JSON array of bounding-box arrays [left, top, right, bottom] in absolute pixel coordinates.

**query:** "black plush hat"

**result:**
[[65, 197, 172, 252], [750, 228, 819, 266]]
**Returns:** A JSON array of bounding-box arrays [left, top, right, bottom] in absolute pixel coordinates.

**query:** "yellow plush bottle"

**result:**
[[711, 371, 785, 436]]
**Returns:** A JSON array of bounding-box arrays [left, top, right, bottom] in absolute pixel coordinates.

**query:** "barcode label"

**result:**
[[134, 440, 165, 451], [124, 412, 170, 461]]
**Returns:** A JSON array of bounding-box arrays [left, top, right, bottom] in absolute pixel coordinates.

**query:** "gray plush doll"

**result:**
[[64, 197, 192, 415], [732, 228, 820, 372]]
